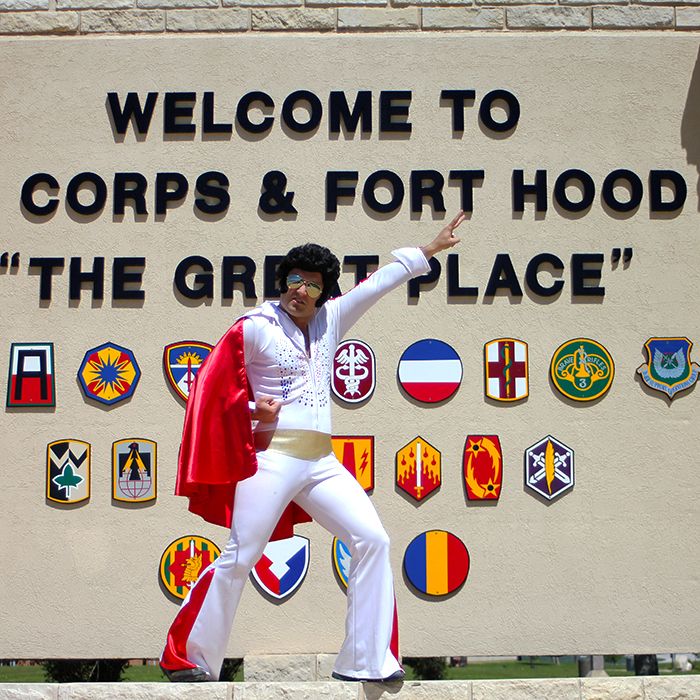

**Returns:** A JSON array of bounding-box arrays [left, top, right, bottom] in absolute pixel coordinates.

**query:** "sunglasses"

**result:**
[[286, 273, 323, 299]]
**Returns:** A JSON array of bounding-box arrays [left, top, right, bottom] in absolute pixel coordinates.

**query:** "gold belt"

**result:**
[[254, 429, 332, 461]]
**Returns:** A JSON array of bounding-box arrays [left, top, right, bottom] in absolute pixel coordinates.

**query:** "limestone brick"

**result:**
[[243, 655, 318, 682], [506, 5, 590, 27], [56, 683, 231, 700], [592, 5, 673, 27], [233, 681, 358, 700], [80, 8, 165, 30], [422, 7, 503, 27], [57, 0, 132, 10], [581, 677, 644, 700], [0, 10, 78, 32], [0, 0, 48, 10], [643, 676, 700, 700], [140, 0, 218, 10], [223, 0, 300, 9], [677, 6, 700, 25], [471, 679, 581, 700], [166, 8, 249, 29], [361, 680, 473, 700], [0, 684, 58, 700], [337, 7, 419, 29], [251, 7, 335, 29]]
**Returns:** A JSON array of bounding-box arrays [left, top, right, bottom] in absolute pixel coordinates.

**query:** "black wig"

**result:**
[[276, 243, 341, 307]]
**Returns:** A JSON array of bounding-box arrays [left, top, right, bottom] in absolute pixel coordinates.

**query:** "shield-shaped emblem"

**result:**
[[112, 438, 157, 503], [163, 341, 213, 402], [524, 435, 574, 501], [47, 439, 90, 504], [464, 435, 502, 501], [332, 436, 374, 492], [332, 537, 351, 591], [250, 535, 310, 601], [332, 339, 375, 403], [636, 337, 700, 399], [396, 436, 441, 502], [159, 535, 221, 600], [397, 339, 462, 403], [403, 530, 470, 597], [7, 343, 55, 407], [77, 342, 141, 406], [550, 338, 614, 401], [484, 338, 528, 402]]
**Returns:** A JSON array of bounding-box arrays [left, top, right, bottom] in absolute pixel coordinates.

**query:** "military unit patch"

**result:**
[[464, 435, 503, 501], [159, 535, 221, 600], [163, 341, 213, 402], [550, 338, 614, 401], [112, 438, 157, 503], [251, 535, 310, 601], [484, 338, 528, 402], [397, 339, 462, 403], [332, 537, 352, 591], [396, 436, 441, 502], [6, 343, 55, 407], [78, 342, 141, 405], [332, 339, 376, 404], [636, 337, 700, 400], [47, 439, 90, 504], [403, 530, 470, 597], [332, 436, 374, 492], [525, 435, 574, 501]]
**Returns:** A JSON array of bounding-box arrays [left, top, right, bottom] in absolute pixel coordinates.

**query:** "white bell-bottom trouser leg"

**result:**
[[161, 450, 400, 680]]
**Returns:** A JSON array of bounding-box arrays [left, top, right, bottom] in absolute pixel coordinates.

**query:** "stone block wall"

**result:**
[[0, 0, 698, 37]]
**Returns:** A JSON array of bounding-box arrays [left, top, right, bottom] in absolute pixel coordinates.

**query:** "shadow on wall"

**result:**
[[681, 46, 700, 212]]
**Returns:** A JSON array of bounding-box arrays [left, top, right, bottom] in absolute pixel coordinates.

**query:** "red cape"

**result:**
[[175, 319, 311, 540]]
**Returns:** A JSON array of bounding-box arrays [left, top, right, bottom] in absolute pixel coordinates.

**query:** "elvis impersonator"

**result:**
[[160, 212, 466, 683]]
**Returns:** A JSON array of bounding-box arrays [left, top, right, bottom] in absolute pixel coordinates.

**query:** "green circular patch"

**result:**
[[550, 338, 614, 401]]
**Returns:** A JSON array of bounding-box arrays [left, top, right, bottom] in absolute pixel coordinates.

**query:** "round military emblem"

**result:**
[[403, 530, 470, 597], [550, 338, 614, 401], [159, 535, 221, 600], [397, 339, 462, 403]]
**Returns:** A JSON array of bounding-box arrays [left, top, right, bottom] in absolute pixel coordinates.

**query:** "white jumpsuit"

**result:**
[[162, 247, 430, 680]]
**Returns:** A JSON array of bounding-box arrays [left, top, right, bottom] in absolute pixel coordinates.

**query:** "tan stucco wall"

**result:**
[[0, 34, 698, 658]]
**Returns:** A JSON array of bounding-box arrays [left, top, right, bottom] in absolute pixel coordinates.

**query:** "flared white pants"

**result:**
[[161, 449, 400, 680]]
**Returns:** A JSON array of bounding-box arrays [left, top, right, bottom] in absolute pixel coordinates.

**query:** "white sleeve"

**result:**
[[242, 318, 257, 412], [328, 247, 431, 339]]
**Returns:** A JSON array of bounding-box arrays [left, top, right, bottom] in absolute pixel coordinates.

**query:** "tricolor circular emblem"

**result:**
[[550, 338, 614, 401], [403, 530, 470, 597], [159, 535, 221, 600], [397, 339, 462, 403], [78, 341, 141, 405]]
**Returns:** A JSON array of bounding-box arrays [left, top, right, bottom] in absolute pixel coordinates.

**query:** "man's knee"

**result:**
[[354, 526, 390, 555]]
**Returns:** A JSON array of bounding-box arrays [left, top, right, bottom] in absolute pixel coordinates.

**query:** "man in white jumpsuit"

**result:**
[[160, 213, 465, 682]]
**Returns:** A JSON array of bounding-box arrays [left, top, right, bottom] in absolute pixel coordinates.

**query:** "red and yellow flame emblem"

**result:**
[[463, 435, 502, 500]]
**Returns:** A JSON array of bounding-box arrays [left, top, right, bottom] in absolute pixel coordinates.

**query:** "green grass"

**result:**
[[0, 658, 697, 683]]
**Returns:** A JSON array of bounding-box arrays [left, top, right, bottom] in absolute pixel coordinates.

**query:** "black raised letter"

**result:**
[[513, 170, 547, 213], [571, 253, 605, 297], [222, 256, 257, 300], [70, 257, 105, 301], [113, 257, 145, 301], [485, 254, 523, 297], [174, 256, 213, 300], [21, 173, 59, 216], [107, 92, 158, 136]]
